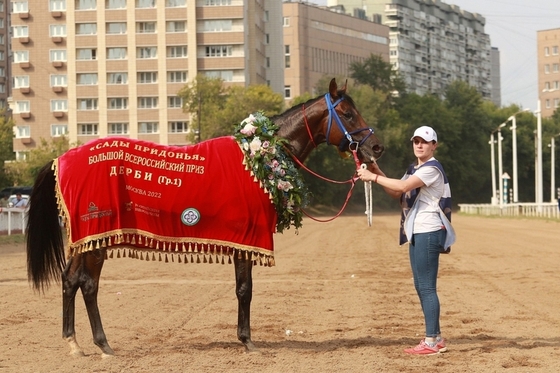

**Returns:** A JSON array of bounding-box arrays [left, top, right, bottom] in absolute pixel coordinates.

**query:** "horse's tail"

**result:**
[[26, 160, 66, 292]]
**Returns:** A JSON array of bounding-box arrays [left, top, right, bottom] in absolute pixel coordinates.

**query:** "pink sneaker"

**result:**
[[404, 340, 440, 355], [436, 338, 447, 353]]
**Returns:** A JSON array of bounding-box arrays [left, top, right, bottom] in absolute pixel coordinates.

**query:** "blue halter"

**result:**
[[324, 93, 374, 152]]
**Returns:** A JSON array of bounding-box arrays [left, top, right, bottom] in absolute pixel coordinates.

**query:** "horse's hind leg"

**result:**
[[80, 250, 114, 357], [234, 255, 257, 352], [62, 256, 85, 356]]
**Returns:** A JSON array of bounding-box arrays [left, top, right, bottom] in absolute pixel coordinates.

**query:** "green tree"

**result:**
[[349, 53, 406, 106], [217, 84, 284, 134], [0, 111, 15, 188], [5, 136, 70, 185], [177, 75, 227, 142]]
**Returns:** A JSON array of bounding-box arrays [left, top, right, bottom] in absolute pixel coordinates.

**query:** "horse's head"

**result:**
[[323, 78, 385, 164]]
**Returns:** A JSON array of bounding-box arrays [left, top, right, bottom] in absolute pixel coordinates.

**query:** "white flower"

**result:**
[[277, 180, 294, 191], [249, 137, 262, 155], [243, 142, 250, 151], [240, 123, 257, 136]]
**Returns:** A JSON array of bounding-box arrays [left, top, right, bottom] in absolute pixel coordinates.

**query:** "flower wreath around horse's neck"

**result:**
[[234, 112, 309, 233]]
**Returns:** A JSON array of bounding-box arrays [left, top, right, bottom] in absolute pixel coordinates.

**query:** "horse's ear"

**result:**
[[341, 79, 348, 94], [329, 78, 338, 98]]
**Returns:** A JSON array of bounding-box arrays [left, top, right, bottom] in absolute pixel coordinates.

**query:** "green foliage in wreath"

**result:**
[[234, 112, 309, 233]]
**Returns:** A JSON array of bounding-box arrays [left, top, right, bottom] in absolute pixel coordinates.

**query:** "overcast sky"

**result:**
[[307, 0, 560, 112]]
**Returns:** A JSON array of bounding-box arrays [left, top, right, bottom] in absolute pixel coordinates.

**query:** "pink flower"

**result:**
[[277, 180, 294, 191], [240, 123, 257, 136]]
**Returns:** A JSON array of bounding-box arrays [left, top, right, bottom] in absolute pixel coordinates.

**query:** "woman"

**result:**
[[357, 125, 455, 355]]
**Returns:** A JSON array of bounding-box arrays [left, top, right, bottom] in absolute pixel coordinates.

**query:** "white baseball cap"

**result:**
[[411, 126, 437, 142]]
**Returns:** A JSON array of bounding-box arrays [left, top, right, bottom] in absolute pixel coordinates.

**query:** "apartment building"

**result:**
[[9, 0, 283, 158], [0, 1, 8, 109], [537, 28, 560, 118], [328, 0, 495, 103], [282, 1, 389, 101]]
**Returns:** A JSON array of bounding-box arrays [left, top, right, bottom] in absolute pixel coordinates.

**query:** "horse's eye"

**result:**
[[343, 111, 353, 120]]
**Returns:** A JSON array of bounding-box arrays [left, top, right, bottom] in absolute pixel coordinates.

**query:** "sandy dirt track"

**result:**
[[1, 213, 560, 373]]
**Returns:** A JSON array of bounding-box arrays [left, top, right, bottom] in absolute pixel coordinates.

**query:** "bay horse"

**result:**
[[26, 78, 384, 357]]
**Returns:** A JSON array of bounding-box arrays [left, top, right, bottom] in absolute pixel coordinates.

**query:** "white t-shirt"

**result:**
[[402, 158, 445, 234]]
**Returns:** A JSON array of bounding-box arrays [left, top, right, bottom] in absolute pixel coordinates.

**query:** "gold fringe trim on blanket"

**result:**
[[69, 237, 275, 267]]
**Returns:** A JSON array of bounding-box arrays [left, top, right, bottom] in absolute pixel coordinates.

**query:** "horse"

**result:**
[[26, 78, 384, 357]]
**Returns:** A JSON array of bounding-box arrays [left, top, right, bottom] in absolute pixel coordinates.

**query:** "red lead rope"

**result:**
[[289, 148, 362, 223]]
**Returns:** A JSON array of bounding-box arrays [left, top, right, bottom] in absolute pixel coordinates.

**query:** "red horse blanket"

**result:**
[[55, 137, 277, 266]]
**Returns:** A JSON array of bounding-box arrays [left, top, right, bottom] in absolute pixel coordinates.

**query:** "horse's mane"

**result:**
[[270, 89, 355, 123]]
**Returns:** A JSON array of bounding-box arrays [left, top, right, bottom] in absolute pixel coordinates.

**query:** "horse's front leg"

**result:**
[[62, 256, 85, 357], [234, 254, 257, 352], [80, 250, 115, 358]]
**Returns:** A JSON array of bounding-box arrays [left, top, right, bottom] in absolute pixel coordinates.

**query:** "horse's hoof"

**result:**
[[244, 342, 260, 354], [69, 349, 85, 357], [101, 352, 115, 359]]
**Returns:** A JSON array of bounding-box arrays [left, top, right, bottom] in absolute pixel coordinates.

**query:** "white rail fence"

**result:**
[[458, 202, 560, 219], [0, 208, 27, 235]]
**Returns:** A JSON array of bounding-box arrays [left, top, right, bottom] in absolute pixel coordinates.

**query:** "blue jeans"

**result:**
[[409, 229, 445, 337]]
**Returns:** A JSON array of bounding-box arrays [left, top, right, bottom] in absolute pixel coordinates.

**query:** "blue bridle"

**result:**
[[324, 93, 375, 152]]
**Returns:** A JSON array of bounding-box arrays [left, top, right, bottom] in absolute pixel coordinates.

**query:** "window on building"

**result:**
[[13, 75, 30, 88], [13, 26, 29, 38], [545, 99, 550, 108], [166, 0, 185, 7], [544, 82, 550, 91], [283, 17, 289, 27], [264, 11, 269, 22], [51, 124, 68, 137], [79, 123, 98, 135], [168, 96, 182, 108], [0, 35, 4, 44], [107, 72, 128, 84], [51, 100, 68, 112], [545, 64, 550, 74], [266, 57, 270, 68], [205, 45, 231, 57], [107, 47, 127, 59], [136, 22, 156, 33], [204, 0, 231, 5], [135, 0, 154, 8], [265, 34, 269, 44], [204, 70, 233, 81], [109, 122, 129, 134], [138, 72, 157, 83], [0, 67, 5, 77], [138, 97, 158, 108], [167, 71, 187, 83], [554, 63, 559, 73], [50, 49, 67, 61], [108, 98, 128, 109], [166, 21, 185, 32], [106, 22, 126, 34], [77, 73, 98, 85], [284, 86, 291, 99], [76, 48, 97, 60], [50, 24, 67, 37], [167, 46, 187, 58], [553, 46, 559, 55], [15, 125, 30, 138], [554, 81, 559, 90], [203, 20, 232, 32], [105, 0, 125, 9], [0, 84, 5, 94], [76, 0, 96, 10], [555, 98, 559, 108], [169, 121, 188, 133], [285, 45, 290, 68], [78, 98, 99, 110], [50, 74, 67, 86], [76, 23, 97, 35], [14, 51, 29, 63], [50, 0, 66, 11], [13, 1, 29, 13], [545, 47, 550, 56], [139, 122, 159, 133], [137, 47, 157, 59]]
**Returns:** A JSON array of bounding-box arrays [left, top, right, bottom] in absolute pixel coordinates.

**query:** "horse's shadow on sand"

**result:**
[[186, 334, 560, 353]]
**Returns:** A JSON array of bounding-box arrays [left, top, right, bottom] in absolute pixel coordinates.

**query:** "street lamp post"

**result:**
[[551, 134, 560, 202], [537, 102, 543, 205], [489, 132, 497, 204], [509, 108, 531, 203], [497, 122, 506, 208]]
